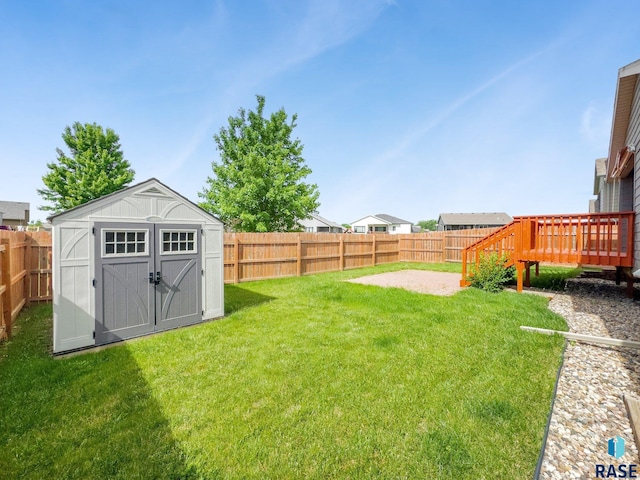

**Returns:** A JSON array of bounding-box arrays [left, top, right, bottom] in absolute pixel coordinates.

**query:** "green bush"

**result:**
[[467, 252, 515, 293]]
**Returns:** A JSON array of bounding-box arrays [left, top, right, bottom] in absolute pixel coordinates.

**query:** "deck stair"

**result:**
[[460, 212, 635, 293]]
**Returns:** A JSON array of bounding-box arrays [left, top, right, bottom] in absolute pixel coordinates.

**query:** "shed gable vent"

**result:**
[[137, 186, 169, 197]]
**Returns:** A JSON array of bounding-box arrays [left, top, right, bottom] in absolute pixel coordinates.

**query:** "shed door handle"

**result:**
[[155, 271, 162, 285]]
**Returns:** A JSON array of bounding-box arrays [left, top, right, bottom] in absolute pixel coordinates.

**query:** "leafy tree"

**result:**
[[199, 95, 320, 232], [417, 219, 437, 231], [38, 122, 135, 214]]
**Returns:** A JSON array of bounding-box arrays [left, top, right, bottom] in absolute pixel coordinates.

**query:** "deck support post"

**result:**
[[524, 262, 531, 288], [516, 262, 524, 292]]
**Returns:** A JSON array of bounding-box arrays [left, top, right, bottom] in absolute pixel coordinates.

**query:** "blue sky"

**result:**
[[1, 0, 639, 225]]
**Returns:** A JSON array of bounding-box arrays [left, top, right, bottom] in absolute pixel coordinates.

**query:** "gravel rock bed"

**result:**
[[538, 277, 640, 479]]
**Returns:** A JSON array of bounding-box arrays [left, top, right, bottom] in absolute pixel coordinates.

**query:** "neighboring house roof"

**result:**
[[374, 213, 412, 224], [302, 213, 343, 229], [351, 213, 413, 225], [606, 57, 640, 179], [411, 225, 422, 233], [438, 212, 512, 226], [0, 201, 29, 221]]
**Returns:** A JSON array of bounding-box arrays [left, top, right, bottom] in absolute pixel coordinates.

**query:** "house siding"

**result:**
[[620, 175, 634, 211], [602, 180, 619, 212], [634, 156, 639, 271], [627, 80, 640, 271]]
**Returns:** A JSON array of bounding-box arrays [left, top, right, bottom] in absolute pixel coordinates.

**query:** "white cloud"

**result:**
[[158, 0, 391, 177], [580, 102, 611, 144]]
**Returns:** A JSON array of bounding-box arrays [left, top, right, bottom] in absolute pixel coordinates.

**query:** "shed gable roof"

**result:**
[[49, 178, 222, 225]]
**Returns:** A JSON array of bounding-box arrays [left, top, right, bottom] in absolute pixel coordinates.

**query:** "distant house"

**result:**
[[350, 214, 413, 234], [0, 201, 30, 228], [591, 158, 608, 212], [299, 213, 344, 233], [437, 212, 512, 231]]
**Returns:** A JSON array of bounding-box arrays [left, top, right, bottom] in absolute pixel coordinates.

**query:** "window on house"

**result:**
[[305, 227, 314, 232], [354, 226, 366, 233], [374, 226, 387, 232]]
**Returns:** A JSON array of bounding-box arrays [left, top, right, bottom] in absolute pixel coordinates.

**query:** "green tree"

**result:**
[[199, 95, 320, 232], [417, 219, 437, 231], [38, 122, 134, 214]]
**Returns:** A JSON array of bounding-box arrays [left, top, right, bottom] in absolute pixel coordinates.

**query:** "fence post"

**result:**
[[0, 244, 5, 340], [371, 235, 376, 266], [1, 238, 12, 337], [339, 236, 344, 271], [460, 246, 467, 287], [297, 235, 302, 276], [234, 236, 240, 284], [25, 234, 32, 304]]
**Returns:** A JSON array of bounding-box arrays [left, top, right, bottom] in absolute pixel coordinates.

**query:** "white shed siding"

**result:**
[[53, 222, 94, 352], [52, 179, 224, 353], [203, 224, 224, 319]]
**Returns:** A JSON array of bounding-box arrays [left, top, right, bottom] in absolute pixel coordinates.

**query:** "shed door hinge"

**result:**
[[93, 331, 95, 339], [92, 227, 95, 235], [201, 269, 204, 276], [92, 279, 96, 287], [202, 310, 204, 316]]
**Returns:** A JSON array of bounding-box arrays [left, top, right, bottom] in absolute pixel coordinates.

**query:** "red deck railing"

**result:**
[[461, 212, 635, 291]]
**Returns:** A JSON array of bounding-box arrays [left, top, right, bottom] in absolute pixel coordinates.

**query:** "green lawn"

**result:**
[[0, 263, 568, 479]]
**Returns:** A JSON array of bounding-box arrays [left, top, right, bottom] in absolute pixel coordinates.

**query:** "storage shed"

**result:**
[[50, 178, 224, 354]]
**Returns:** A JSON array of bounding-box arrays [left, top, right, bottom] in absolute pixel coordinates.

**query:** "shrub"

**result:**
[[467, 252, 515, 293]]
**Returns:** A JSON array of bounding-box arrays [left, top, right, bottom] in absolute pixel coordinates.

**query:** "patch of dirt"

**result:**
[[346, 270, 464, 296]]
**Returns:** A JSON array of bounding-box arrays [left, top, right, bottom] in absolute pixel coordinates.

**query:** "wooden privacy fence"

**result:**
[[224, 229, 496, 283], [0, 228, 494, 337], [0, 231, 52, 340]]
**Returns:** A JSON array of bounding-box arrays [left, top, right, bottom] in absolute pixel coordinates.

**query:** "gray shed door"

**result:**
[[95, 222, 201, 345]]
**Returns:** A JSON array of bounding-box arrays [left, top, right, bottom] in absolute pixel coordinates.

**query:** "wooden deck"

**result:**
[[460, 212, 635, 293]]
